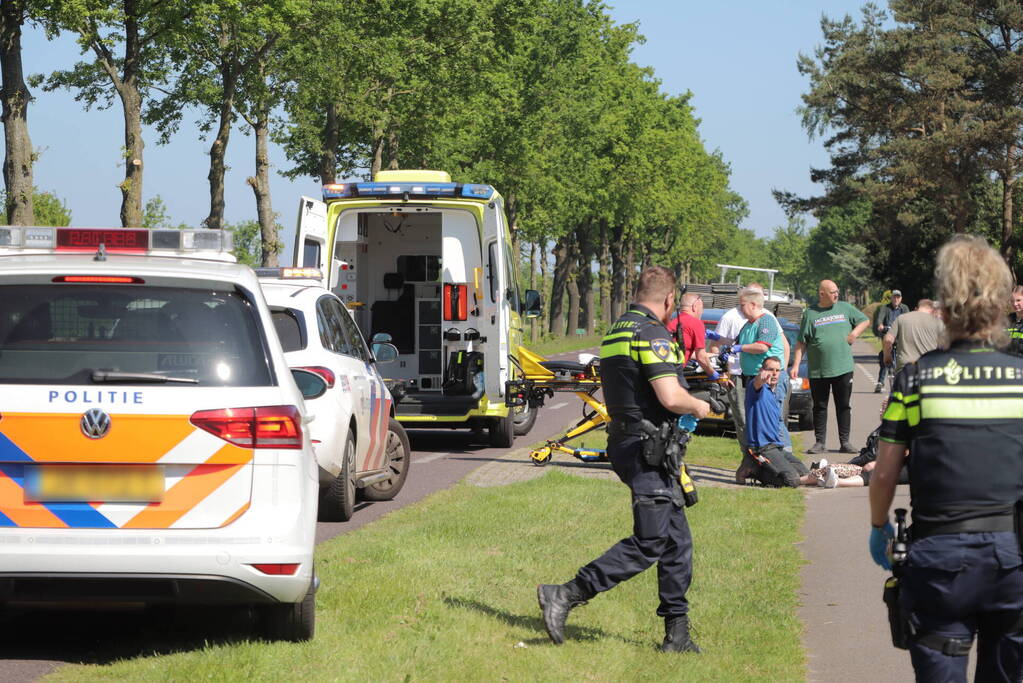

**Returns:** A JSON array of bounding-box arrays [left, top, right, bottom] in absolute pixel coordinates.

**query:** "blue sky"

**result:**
[[21, 1, 869, 247]]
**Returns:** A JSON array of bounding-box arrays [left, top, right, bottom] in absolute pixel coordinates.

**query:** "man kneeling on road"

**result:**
[[741, 356, 811, 487]]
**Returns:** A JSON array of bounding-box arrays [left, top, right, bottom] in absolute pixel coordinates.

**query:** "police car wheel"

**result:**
[[320, 430, 357, 522], [257, 576, 316, 642], [512, 401, 538, 436], [489, 412, 515, 448], [362, 418, 411, 501], [798, 413, 813, 431]]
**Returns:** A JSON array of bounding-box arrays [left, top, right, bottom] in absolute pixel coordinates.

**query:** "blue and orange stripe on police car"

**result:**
[[0, 413, 254, 529]]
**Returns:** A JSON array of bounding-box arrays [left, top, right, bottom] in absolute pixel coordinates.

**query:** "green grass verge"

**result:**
[[570, 430, 805, 470], [525, 333, 603, 357], [48, 472, 805, 682]]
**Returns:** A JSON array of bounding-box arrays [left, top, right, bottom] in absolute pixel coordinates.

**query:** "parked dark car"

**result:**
[[677, 308, 812, 432]]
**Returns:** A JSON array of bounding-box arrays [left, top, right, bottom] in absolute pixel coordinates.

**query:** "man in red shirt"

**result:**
[[668, 293, 719, 380]]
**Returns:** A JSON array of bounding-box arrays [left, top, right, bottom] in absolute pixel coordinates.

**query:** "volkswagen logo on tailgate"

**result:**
[[80, 408, 111, 439]]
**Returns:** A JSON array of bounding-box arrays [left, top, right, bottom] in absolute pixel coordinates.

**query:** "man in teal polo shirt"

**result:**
[[790, 280, 869, 455]]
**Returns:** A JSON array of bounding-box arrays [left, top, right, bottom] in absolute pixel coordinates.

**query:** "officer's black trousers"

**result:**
[[574, 437, 693, 618], [901, 532, 1023, 682]]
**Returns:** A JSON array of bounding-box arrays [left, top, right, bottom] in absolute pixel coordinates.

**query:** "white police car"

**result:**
[[258, 268, 411, 522], [0, 227, 319, 641]]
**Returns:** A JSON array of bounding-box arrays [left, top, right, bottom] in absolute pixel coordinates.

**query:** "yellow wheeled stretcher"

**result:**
[[505, 346, 610, 466]]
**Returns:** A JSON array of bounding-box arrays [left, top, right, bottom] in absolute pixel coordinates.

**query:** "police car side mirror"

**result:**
[[372, 342, 399, 364], [523, 289, 543, 319], [372, 332, 393, 344], [291, 368, 328, 400]]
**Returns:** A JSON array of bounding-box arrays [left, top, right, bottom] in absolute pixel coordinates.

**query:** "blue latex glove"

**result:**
[[705, 330, 721, 341], [869, 523, 895, 570], [707, 370, 720, 381], [677, 414, 699, 432], [730, 344, 743, 354]]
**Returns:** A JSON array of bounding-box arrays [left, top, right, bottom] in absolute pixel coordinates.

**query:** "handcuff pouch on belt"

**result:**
[[636, 419, 697, 507]]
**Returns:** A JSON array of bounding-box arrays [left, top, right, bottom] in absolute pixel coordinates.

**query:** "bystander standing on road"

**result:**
[[883, 299, 944, 372], [1008, 285, 1023, 356], [870, 235, 1023, 681], [872, 289, 908, 392], [791, 280, 870, 455]]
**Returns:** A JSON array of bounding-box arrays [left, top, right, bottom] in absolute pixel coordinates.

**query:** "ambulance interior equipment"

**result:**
[[293, 170, 543, 446]]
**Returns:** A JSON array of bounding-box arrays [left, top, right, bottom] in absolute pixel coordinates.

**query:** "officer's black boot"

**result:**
[[661, 615, 701, 653], [537, 579, 590, 645]]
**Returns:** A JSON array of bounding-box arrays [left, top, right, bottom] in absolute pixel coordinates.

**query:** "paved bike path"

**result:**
[[798, 341, 915, 682]]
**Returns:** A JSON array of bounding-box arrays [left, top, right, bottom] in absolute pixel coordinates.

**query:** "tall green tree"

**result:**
[[35, 0, 189, 227], [0, 0, 39, 225]]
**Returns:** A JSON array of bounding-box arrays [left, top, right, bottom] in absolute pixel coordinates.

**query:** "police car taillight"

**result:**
[[295, 366, 335, 388], [190, 405, 303, 449]]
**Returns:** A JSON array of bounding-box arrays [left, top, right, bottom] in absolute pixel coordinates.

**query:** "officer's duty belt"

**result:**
[[911, 514, 1014, 540], [607, 421, 645, 438]]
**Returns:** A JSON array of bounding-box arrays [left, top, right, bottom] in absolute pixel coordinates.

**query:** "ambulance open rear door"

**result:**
[[293, 197, 329, 288]]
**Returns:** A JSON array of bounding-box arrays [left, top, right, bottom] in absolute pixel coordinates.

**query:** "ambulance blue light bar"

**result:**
[[322, 182, 495, 201]]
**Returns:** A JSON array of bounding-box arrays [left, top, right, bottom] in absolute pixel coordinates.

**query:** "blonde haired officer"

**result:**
[[870, 236, 1023, 681], [537, 266, 709, 654]]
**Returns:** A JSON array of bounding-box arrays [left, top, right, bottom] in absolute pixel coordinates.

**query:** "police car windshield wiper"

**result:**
[[90, 370, 199, 384]]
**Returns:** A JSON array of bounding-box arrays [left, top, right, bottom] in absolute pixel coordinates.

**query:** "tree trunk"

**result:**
[[610, 223, 627, 319], [566, 268, 580, 339], [387, 129, 399, 170], [371, 126, 384, 178], [118, 83, 144, 227], [549, 236, 573, 336], [0, 0, 33, 225], [528, 241, 538, 343], [575, 222, 596, 335], [598, 220, 611, 326], [538, 236, 549, 335], [248, 111, 277, 266], [204, 58, 238, 230], [318, 101, 339, 185], [1000, 165, 1016, 262], [624, 241, 636, 305]]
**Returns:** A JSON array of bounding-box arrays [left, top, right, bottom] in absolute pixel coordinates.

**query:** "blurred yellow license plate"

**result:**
[[26, 465, 164, 503]]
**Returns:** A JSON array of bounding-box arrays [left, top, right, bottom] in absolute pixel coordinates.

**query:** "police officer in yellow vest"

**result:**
[[871, 236, 1023, 681], [1008, 285, 1023, 357], [537, 266, 710, 653]]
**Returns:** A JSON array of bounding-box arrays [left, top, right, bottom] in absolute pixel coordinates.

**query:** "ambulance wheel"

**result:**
[[320, 430, 356, 522], [362, 418, 411, 501], [489, 412, 515, 448], [258, 576, 316, 642], [512, 401, 538, 436], [530, 447, 552, 466]]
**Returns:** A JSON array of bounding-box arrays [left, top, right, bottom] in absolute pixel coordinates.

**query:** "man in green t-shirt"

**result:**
[[790, 280, 870, 455]]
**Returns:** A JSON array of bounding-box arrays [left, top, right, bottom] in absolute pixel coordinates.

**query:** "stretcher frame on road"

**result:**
[[505, 346, 610, 466], [506, 346, 736, 467]]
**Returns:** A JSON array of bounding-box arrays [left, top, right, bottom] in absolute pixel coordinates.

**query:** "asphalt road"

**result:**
[[0, 350, 594, 683]]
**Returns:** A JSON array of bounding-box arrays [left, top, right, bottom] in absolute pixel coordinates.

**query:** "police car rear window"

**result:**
[[0, 284, 273, 386]]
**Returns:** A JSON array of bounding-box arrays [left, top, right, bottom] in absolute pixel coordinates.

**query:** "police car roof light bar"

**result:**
[[0, 226, 235, 261]]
